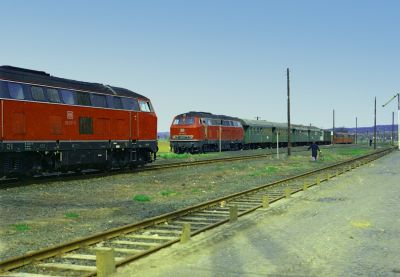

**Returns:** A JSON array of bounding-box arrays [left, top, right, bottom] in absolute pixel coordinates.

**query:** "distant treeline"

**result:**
[[157, 132, 170, 139]]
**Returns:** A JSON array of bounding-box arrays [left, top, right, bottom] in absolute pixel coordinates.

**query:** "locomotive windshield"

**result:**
[[173, 116, 195, 125]]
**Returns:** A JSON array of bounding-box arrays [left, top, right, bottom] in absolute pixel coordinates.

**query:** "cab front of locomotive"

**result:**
[[170, 115, 205, 153]]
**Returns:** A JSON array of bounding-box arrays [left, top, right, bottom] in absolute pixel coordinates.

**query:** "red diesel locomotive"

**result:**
[[170, 112, 244, 153], [0, 66, 157, 177]]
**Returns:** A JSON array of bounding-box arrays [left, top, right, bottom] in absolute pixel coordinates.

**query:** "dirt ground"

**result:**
[[116, 150, 400, 277], [0, 145, 379, 261]]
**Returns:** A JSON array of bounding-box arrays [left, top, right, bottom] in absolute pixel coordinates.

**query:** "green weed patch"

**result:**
[[133, 194, 151, 202], [14, 224, 30, 231], [65, 212, 79, 219], [265, 166, 278, 174], [159, 189, 180, 197]]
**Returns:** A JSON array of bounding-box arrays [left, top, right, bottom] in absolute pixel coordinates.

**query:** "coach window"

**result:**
[[31, 86, 46, 101], [60, 90, 76, 105], [76, 92, 92, 106], [79, 117, 93, 134], [8, 82, 24, 100], [113, 97, 123, 109], [91, 94, 107, 107], [47, 88, 61, 103]]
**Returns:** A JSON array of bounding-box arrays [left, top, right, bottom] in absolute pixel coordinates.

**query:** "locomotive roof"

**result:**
[[0, 65, 148, 100], [176, 111, 242, 121]]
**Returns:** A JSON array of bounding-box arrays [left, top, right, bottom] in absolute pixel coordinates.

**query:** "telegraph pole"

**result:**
[[382, 93, 399, 150], [356, 117, 358, 144], [332, 109, 335, 145], [287, 68, 291, 156], [374, 97, 376, 149], [392, 111, 395, 146]]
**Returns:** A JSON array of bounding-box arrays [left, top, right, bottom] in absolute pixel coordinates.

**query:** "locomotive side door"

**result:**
[[131, 110, 138, 140], [202, 118, 208, 140]]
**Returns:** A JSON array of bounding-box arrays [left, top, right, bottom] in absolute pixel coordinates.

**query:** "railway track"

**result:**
[[1, 144, 354, 188], [0, 147, 393, 276]]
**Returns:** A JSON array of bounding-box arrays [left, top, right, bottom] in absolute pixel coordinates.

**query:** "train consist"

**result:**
[[0, 66, 157, 177], [170, 111, 353, 153]]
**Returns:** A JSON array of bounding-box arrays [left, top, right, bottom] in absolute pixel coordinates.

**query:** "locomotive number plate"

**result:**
[[67, 111, 74, 120]]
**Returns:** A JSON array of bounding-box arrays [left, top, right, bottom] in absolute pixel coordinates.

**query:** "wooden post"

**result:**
[[96, 249, 116, 277], [262, 195, 269, 208], [356, 116, 358, 144], [180, 223, 191, 243], [230, 205, 238, 222]]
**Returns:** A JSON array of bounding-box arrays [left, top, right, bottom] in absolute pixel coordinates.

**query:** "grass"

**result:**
[[336, 148, 370, 156], [14, 224, 30, 231], [133, 194, 151, 202], [159, 189, 180, 197], [65, 212, 79, 219], [265, 166, 279, 174], [158, 152, 192, 159], [158, 139, 171, 153], [249, 165, 280, 177]]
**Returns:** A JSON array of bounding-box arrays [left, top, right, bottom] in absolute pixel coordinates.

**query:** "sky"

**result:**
[[0, 0, 399, 132]]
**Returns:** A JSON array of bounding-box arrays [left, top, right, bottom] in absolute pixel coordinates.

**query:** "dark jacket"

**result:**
[[308, 143, 320, 157]]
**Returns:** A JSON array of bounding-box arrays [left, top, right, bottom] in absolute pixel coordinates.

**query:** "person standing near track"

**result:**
[[308, 141, 321, 161]]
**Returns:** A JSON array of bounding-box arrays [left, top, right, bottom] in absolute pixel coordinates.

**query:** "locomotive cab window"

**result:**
[[79, 117, 93, 134], [76, 92, 92, 106], [139, 100, 151, 112], [31, 86, 46, 101], [47, 88, 61, 103], [173, 116, 194, 125], [8, 82, 24, 100]]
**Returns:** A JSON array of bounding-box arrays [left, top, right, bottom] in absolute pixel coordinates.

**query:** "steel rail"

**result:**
[[0, 147, 393, 276], [0, 144, 354, 188]]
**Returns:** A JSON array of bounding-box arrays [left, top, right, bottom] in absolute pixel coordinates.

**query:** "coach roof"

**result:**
[[0, 66, 148, 100]]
